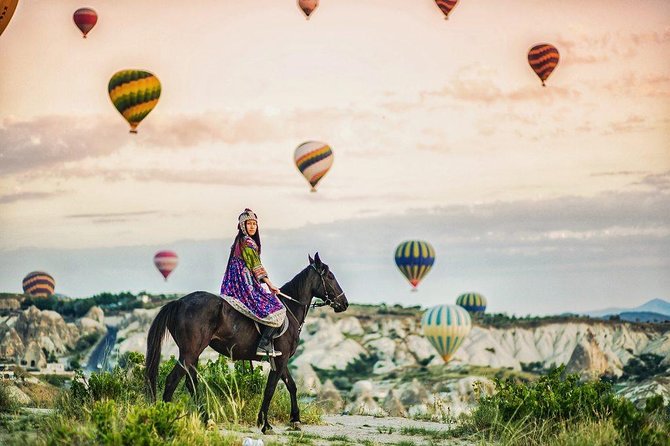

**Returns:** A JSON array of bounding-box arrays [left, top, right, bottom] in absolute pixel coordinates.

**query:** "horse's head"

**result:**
[[308, 252, 348, 313]]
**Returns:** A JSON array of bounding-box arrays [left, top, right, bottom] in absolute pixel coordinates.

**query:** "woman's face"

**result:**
[[245, 219, 258, 236]]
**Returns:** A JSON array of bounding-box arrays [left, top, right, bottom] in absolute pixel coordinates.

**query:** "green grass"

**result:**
[[399, 426, 452, 440]]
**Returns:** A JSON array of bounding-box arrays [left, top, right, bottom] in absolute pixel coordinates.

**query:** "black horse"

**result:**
[[145, 253, 348, 433]]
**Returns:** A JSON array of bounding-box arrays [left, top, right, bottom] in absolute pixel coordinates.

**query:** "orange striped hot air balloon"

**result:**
[[22, 271, 55, 298], [297, 0, 318, 20], [73, 7, 98, 38], [154, 251, 178, 281], [294, 141, 333, 192], [434, 0, 459, 20], [0, 0, 19, 37], [528, 43, 560, 87]]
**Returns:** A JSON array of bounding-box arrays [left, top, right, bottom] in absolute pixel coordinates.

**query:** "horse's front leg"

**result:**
[[281, 368, 301, 430], [257, 369, 280, 434]]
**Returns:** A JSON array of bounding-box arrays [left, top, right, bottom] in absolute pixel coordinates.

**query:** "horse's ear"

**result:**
[[308, 254, 314, 265], [314, 252, 322, 266]]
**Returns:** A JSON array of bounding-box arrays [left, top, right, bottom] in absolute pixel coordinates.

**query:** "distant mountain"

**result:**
[[617, 312, 670, 323], [585, 299, 670, 319]]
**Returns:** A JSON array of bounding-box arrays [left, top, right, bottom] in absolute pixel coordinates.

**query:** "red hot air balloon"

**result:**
[[297, 0, 318, 20], [434, 0, 459, 20], [73, 7, 97, 38], [528, 43, 560, 87], [154, 251, 178, 281]]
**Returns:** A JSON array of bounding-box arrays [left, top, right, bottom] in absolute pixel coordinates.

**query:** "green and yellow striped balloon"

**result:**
[[456, 292, 487, 313], [421, 304, 471, 363], [108, 70, 161, 133]]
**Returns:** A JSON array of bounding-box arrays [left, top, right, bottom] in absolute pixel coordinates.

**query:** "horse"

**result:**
[[144, 253, 348, 433]]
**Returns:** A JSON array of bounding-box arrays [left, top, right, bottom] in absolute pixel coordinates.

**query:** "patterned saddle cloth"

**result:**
[[220, 293, 286, 328]]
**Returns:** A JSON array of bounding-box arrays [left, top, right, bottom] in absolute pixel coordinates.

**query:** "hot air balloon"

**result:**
[[0, 0, 19, 37], [394, 240, 435, 291], [421, 304, 471, 363], [528, 44, 560, 87], [456, 292, 487, 313], [297, 0, 319, 20], [22, 271, 55, 298], [434, 0, 458, 20], [73, 7, 97, 38], [294, 141, 333, 192], [154, 251, 178, 281], [108, 70, 161, 133]]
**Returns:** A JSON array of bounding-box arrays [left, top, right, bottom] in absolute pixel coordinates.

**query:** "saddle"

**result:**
[[253, 317, 290, 338]]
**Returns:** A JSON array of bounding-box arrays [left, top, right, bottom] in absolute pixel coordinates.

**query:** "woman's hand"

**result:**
[[264, 279, 280, 294]]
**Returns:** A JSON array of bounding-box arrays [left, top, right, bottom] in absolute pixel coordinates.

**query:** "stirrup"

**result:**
[[256, 347, 282, 357]]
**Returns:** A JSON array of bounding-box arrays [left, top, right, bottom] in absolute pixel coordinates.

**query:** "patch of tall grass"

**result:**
[[463, 365, 670, 446]]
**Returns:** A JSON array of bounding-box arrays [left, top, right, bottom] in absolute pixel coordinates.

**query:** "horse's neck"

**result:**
[[281, 269, 313, 323]]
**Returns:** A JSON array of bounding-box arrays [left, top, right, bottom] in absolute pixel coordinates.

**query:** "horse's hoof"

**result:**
[[289, 421, 302, 431], [262, 426, 275, 435]]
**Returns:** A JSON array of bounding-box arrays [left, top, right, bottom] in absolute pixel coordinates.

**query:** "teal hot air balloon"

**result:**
[[394, 240, 435, 291], [456, 292, 487, 313], [421, 304, 471, 363]]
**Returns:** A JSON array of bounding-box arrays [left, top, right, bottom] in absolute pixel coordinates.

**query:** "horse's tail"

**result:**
[[145, 300, 180, 401]]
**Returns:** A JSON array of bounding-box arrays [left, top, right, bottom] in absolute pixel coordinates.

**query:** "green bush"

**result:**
[[468, 365, 670, 446], [0, 381, 19, 413]]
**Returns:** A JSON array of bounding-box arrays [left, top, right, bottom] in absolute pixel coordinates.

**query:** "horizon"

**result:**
[[1, 0, 669, 315]]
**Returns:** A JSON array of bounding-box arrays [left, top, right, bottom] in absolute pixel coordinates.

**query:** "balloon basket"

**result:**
[[411, 288, 418, 292], [310, 187, 317, 193], [129, 129, 138, 134]]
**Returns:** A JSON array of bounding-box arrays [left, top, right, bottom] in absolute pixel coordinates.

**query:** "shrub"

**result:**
[[0, 381, 19, 413]]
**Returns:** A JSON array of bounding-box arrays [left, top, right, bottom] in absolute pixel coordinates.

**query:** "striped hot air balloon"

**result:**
[[528, 44, 560, 87], [22, 271, 55, 298], [456, 292, 487, 313], [0, 0, 19, 37], [297, 0, 318, 20], [294, 141, 334, 192], [73, 7, 97, 38], [394, 240, 435, 291], [154, 251, 178, 281], [434, 0, 458, 20], [108, 70, 161, 133], [422, 304, 471, 363]]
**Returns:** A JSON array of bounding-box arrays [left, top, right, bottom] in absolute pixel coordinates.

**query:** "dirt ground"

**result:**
[[235, 414, 476, 445]]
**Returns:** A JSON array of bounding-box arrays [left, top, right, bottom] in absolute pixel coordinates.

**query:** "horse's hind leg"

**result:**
[[163, 359, 187, 402], [257, 369, 281, 434], [281, 369, 301, 429], [184, 359, 199, 399]]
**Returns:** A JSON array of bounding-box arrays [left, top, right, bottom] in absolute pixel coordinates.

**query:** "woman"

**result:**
[[220, 208, 286, 357]]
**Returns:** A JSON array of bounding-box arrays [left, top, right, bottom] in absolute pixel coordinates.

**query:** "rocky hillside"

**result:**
[[111, 303, 670, 416], [0, 305, 107, 368]]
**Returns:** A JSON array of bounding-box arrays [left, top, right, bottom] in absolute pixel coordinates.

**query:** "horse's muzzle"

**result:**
[[333, 295, 349, 313]]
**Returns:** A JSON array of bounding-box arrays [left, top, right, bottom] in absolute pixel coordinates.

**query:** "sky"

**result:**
[[1, 0, 669, 315]]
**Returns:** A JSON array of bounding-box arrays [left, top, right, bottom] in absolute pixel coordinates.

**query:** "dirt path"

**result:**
[[235, 415, 475, 445]]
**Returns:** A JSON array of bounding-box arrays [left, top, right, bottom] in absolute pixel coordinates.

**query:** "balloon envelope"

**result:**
[[22, 271, 55, 298], [294, 141, 333, 191], [0, 0, 19, 36], [434, 0, 458, 19], [108, 70, 161, 133], [422, 304, 471, 363], [528, 44, 560, 86], [394, 240, 435, 289], [298, 0, 318, 19], [456, 292, 487, 313], [154, 251, 178, 280], [73, 7, 97, 38]]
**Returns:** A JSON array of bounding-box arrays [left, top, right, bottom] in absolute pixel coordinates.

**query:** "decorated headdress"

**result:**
[[238, 208, 258, 236]]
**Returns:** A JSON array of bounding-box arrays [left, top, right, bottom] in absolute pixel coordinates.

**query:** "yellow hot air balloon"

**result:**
[[0, 0, 19, 37], [108, 70, 161, 133], [22, 271, 55, 298], [421, 304, 471, 363]]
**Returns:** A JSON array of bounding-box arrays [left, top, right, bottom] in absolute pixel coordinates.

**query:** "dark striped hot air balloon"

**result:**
[[108, 70, 161, 133], [297, 0, 318, 20], [422, 304, 471, 363], [394, 240, 435, 291], [434, 0, 459, 20], [73, 7, 97, 38], [0, 0, 19, 37], [456, 292, 487, 313], [154, 250, 178, 281], [294, 141, 334, 192], [528, 44, 560, 87], [22, 271, 55, 298]]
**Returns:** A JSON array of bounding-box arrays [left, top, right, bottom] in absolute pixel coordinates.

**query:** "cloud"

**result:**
[[633, 171, 670, 192], [0, 190, 67, 205], [65, 210, 163, 225], [603, 114, 650, 134]]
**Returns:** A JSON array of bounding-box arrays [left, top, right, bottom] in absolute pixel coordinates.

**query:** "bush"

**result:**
[[467, 365, 670, 446], [621, 354, 666, 382], [0, 381, 19, 413]]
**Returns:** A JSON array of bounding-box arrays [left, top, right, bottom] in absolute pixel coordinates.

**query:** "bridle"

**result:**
[[310, 263, 345, 309]]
